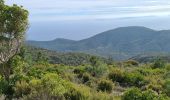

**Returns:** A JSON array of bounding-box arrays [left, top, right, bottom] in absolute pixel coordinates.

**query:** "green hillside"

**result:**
[[27, 26, 170, 60], [26, 46, 108, 66]]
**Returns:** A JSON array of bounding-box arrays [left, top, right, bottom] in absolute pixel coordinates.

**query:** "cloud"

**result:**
[[6, 0, 170, 21]]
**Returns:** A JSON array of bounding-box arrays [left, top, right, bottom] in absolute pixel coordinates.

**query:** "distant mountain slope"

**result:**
[[130, 53, 170, 63], [27, 26, 170, 60]]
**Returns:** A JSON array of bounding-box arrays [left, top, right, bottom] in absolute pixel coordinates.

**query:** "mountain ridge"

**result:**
[[27, 26, 170, 60]]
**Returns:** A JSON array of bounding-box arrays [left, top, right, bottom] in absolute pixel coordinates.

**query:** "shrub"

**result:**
[[146, 83, 163, 94], [97, 80, 113, 93], [122, 88, 169, 100], [82, 73, 91, 83], [164, 72, 170, 79], [164, 79, 170, 96], [64, 84, 91, 100], [108, 69, 124, 83], [87, 56, 108, 77], [65, 84, 114, 100], [90, 91, 114, 100], [14, 80, 31, 98], [124, 72, 146, 87], [109, 69, 146, 87], [73, 68, 85, 74], [0, 78, 14, 99], [85, 64, 107, 77], [125, 60, 139, 66], [142, 90, 158, 100], [122, 88, 142, 100], [26, 73, 70, 100], [152, 58, 165, 69]]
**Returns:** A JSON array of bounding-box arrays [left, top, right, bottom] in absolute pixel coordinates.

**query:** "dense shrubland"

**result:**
[[0, 46, 169, 100], [26, 46, 108, 66], [0, 1, 169, 100]]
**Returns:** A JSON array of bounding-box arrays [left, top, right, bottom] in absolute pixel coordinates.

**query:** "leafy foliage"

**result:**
[[164, 79, 170, 96], [122, 88, 142, 100], [0, 1, 28, 64], [109, 68, 146, 87], [97, 79, 113, 93], [122, 88, 169, 100], [152, 58, 166, 69], [0, 2, 169, 99]]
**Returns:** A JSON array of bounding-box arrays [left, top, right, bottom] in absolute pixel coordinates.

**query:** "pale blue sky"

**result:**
[[6, 0, 170, 41]]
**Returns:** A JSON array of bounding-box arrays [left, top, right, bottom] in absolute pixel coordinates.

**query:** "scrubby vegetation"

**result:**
[[0, 1, 169, 100], [0, 46, 169, 100], [26, 46, 108, 66]]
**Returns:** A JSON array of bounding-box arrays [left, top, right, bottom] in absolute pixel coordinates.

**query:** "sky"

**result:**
[[6, 0, 170, 41]]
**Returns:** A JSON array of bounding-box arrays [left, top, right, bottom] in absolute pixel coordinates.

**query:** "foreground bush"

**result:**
[[108, 69, 124, 83], [142, 90, 159, 100], [97, 80, 113, 93], [86, 56, 108, 77], [24, 73, 70, 100], [164, 79, 170, 96], [108, 69, 146, 87], [152, 58, 166, 69], [89, 91, 115, 100], [64, 84, 91, 100], [122, 88, 142, 100], [82, 73, 91, 83], [124, 72, 146, 87], [64, 83, 115, 100], [122, 88, 169, 100]]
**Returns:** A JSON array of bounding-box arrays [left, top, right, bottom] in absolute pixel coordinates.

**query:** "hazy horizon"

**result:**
[[6, 0, 170, 41]]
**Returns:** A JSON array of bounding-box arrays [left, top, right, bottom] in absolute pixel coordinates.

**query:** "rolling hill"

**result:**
[[26, 46, 108, 66], [27, 26, 170, 60]]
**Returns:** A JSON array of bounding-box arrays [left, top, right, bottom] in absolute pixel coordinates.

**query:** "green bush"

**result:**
[[108, 69, 124, 83], [164, 79, 170, 96], [82, 73, 91, 83], [97, 80, 113, 93], [87, 56, 108, 77], [164, 72, 170, 79], [122, 88, 169, 100], [14, 80, 31, 98], [26, 73, 70, 100], [122, 88, 142, 100], [85, 64, 107, 77], [142, 90, 158, 100], [0, 78, 14, 99], [65, 84, 114, 100], [64, 84, 91, 100], [124, 72, 146, 87], [89, 91, 115, 100], [109, 69, 146, 87], [73, 68, 85, 74], [124, 60, 139, 66], [152, 58, 166, 69]]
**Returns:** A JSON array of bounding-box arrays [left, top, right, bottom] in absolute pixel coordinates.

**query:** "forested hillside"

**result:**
[[28, 26, 170, 60], [26, 46, 108, 66]]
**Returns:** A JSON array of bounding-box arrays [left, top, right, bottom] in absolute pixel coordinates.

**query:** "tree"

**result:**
[[0, 0, 4, 4], [0, 1, 29, 64], [0, 1, 28, 80]]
